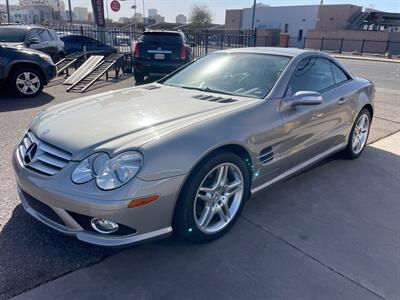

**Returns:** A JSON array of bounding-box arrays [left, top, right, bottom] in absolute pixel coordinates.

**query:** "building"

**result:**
[[10, 5, 53, 24], [225, 4, 363, 46], [73, 7, 88, 21], [148, 8, 157, 17], [225, 9, 242, 28], [134, 12, 143, 23], [149, 14, 164, 24], [176, 14, 187, 24]]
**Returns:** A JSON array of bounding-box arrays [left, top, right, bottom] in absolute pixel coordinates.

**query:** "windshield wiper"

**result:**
[[180, 85, 237, 96]]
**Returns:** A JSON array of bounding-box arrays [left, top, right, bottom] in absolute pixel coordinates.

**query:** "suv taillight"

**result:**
[[181, 45, 187, 60], [134, 43, 140, 58]]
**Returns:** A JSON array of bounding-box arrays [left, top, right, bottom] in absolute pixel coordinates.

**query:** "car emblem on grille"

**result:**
[[24, 142, 38, 165]]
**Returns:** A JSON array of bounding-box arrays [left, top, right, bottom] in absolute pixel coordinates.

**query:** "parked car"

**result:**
[[0, 44, 57, 97], [13, 48, 374, 246], [60, 35, 116, 56], [133, 30, 193, 83], [0, 25, 65, 62]]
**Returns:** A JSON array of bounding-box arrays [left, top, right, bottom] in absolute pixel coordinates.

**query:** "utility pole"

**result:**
[[68, 0, 73, 25], [5, 0, 10, 24], [142, 0, 145, 18], [251, 0, 256, 29]]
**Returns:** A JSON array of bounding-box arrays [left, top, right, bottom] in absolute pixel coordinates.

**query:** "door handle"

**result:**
[[338, 97, 347, 105]]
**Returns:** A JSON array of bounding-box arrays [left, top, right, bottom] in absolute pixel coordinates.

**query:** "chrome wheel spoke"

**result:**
[[199, 205, 214, 228], [194, 162, 244, 234], [215, 165, 228, 188], [219, 204, 231, 222], [226, 180, 242, 197]]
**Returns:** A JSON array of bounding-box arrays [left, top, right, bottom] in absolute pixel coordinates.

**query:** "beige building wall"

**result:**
[[316, 4, 362, 31], [225, 9, 242, 28], [305, 30, 400, 54]]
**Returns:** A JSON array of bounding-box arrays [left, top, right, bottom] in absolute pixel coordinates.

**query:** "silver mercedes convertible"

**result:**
[[13, 48, 374, 246]]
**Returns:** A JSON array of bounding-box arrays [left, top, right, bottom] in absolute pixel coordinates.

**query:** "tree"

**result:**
[[189, 4, 213, 24]]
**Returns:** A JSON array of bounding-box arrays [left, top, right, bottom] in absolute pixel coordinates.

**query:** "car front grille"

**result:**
[[18, 131, 72, 176]]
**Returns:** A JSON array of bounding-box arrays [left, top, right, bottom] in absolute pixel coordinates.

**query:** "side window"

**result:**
[[39, 30, 52, 42], [288, 57, 335, 96], [28, 29, 41, 42], [330, 62, 349, 84]]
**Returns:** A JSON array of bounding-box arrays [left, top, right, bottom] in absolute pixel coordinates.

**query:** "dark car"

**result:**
[[133, 30, 193, 83], [0, 25, 65, 62], [60, 35, 116, 56], [0, 44, 57, 97]]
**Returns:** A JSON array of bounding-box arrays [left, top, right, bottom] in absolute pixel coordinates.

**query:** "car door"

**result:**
[[278, 56, 345, 173], [39, 29, 57, 60]]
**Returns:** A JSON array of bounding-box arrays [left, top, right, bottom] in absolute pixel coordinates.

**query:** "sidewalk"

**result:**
[[14, 132, 400, 300]]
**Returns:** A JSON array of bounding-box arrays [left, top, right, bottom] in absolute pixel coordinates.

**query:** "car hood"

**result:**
[[30, 84, 257, 160]]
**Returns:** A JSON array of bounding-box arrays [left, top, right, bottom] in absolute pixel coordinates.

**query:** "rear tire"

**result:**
[[173, 152, 250, 243], [134, 70, 144, 84], [342, 108, 371, 159], [10, 67, 44, 98]]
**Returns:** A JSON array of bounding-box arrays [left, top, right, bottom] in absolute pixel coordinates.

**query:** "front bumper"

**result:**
[[42, 63, 57, 84], [13, 148, 185, 247]]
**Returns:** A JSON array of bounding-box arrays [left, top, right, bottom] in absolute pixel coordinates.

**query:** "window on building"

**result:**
[[298, 29, 303, 41], [284, 23, 289, 33]]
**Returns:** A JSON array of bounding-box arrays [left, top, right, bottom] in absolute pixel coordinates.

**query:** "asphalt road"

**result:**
[[0, 59, 399, 299]]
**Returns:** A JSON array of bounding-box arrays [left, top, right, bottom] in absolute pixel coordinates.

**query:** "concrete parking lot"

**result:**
[[0, 59, 399, 299]]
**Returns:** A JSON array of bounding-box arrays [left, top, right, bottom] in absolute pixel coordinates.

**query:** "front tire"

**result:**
[[343, 108, 371, 159], [10, 67, 44, 98], [173, 152, 250, 243]]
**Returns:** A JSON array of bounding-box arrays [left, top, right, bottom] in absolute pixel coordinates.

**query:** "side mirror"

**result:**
[[290, 91, 323, 107], [29, 37, 40, 45]]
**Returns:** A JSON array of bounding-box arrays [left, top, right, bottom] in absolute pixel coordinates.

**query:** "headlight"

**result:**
[[38, 53, 53, 64], [71, 151, 143, 190]]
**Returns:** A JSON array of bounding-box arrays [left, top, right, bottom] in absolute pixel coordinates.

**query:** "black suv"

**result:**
[[0, 44, 57, 97], [133, 30, 193, 83], [0, 25, 65, 62]]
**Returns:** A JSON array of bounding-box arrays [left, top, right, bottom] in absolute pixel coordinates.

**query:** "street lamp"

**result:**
[[131, 1, 137, 38], [251, 0, 256, 29]]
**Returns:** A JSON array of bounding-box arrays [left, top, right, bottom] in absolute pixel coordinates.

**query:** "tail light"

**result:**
[[134, 43, 140, 58], [180, 45, 187, 60]]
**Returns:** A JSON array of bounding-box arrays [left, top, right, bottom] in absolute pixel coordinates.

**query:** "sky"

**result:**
[[3, 0, 400, 23]]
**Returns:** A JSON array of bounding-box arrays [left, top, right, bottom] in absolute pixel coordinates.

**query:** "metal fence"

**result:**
[[54, 25, 143, 54], [54, 26, 256, 58], [286, 36, 400, 56], [53, 26, 400, 57]]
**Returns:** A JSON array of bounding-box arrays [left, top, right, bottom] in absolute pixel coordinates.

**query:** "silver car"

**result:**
[[13, 48, 374, 246]]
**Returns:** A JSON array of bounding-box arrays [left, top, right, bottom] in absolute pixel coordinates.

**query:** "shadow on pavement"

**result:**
[[2, 146, 399, 299], [0, 89, 54, 113]]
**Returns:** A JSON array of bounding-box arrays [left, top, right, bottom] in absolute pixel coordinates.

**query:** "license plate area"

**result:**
[[154, 53, 165, 60]]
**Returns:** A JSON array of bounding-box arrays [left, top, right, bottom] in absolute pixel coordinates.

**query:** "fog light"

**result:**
[[91, 218, 119, 234]]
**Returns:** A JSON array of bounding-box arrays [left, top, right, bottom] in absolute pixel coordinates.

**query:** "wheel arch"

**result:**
[[174, 143, 254, 208], [9, 62, 47, 84], [362, 103, 373, 119]]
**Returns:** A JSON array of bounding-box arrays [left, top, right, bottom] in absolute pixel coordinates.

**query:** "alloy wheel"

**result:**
[[16, 72, 41, 95], [352, 113, 370, 155], [193, 163, 244, 234]]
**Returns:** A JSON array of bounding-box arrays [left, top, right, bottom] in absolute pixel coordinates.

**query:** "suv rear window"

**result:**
[[140, 32, 182, 45], [0, 27, 27, 43]]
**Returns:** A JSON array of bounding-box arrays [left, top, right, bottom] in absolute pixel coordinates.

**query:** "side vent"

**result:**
[[192, 94, 237, 103], [259, 147, 274, 164]]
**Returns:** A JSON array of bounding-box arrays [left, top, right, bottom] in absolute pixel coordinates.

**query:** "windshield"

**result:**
[[0, 27, 27, 43], [161, 53, 291, 99], [140, 33, 182, 45]]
